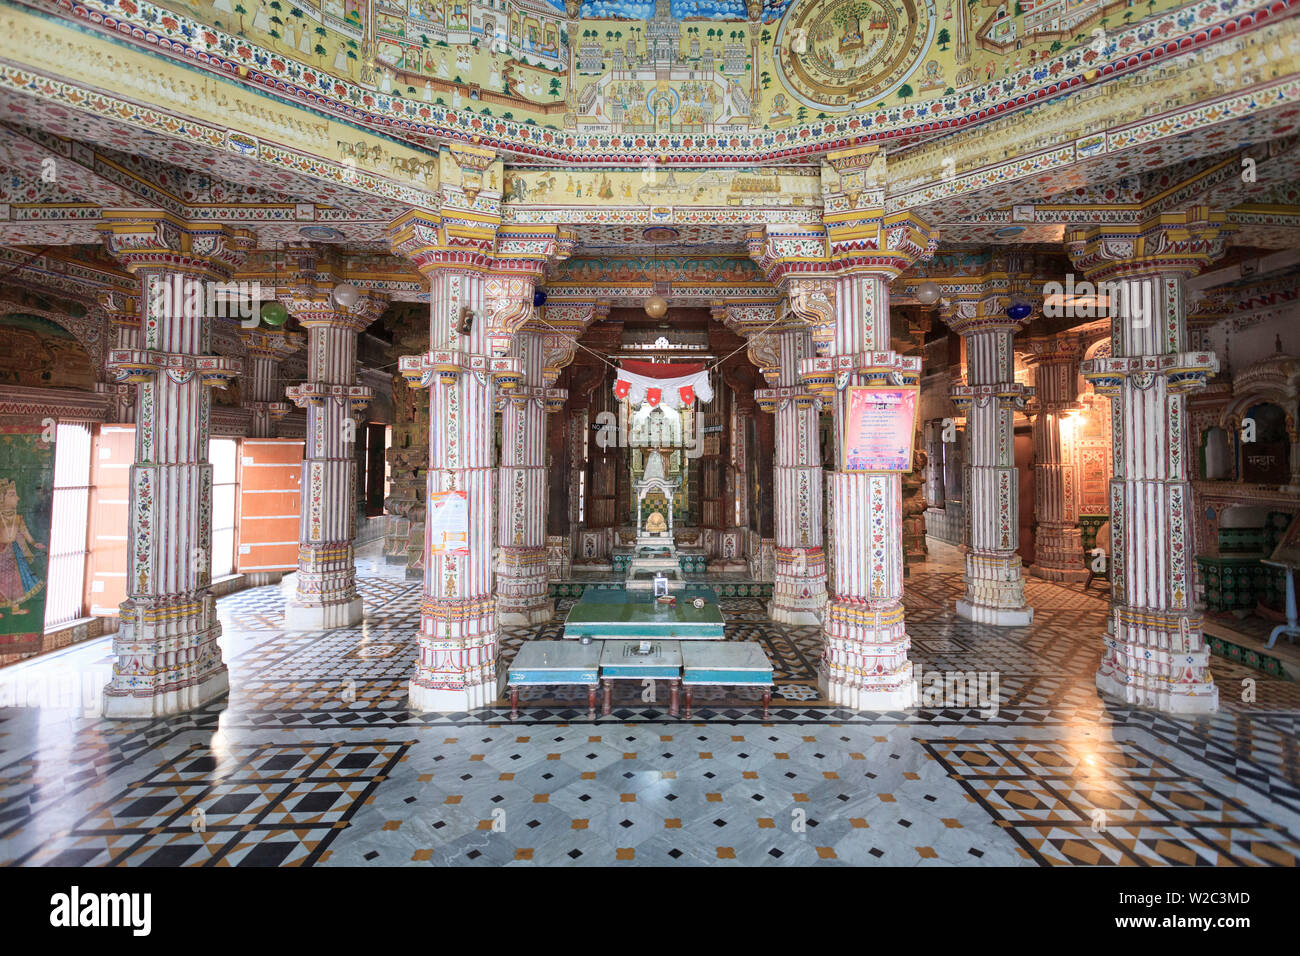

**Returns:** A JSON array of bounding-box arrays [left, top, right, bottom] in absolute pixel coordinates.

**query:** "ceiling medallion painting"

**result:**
[[774, 0, 935, 112], [642, 226, 682, 242]]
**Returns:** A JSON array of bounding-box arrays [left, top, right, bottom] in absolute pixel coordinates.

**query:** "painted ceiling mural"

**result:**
[[138, 0, 1210, 137]]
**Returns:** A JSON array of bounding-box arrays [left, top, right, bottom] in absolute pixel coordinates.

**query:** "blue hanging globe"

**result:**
[[1006, 302, 1033, 322]]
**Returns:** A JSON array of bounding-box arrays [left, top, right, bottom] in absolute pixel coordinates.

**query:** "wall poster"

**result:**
[[429, 490, 470, 556], [840, 386, 920, 473]]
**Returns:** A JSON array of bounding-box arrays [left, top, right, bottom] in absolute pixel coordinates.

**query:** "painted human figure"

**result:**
[[0, 479, 45, 616]]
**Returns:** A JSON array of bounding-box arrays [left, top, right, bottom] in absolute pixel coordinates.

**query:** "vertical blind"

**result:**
[[211, 438, 238, 578], [44, 422, 92, 629], [384, 424, 393, 503]]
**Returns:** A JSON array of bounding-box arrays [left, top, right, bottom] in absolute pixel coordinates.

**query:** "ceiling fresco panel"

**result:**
[[13, 0, 1292, 163]]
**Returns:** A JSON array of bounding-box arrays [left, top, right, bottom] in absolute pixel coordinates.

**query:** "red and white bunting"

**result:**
[[612, 360, 713, 410]]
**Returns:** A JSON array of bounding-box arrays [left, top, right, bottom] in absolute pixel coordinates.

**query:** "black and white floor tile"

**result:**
[[1, 540, 1297, 867]]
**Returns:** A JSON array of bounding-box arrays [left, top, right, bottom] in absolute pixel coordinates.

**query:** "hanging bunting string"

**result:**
[[612, 359, 713, 409]]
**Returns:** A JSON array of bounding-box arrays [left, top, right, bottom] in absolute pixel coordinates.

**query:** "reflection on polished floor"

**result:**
[[1, 539, 1298, 867]]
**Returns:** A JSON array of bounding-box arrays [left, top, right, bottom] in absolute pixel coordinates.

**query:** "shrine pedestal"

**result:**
[[627, 450, 684, 587]]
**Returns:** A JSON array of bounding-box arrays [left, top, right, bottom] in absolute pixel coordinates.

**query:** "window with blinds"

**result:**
[[211, 438, 238, 578], [44, 422, 92, 629]]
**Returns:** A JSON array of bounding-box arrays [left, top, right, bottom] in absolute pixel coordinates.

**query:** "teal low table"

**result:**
[[598, 640, 683, 716], [681, 641, 774, 719], [506, 640, 603, 719], [563, 586, 724, 642]]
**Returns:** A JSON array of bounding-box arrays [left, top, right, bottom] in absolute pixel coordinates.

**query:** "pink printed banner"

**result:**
[[840, 386, 919, 473]]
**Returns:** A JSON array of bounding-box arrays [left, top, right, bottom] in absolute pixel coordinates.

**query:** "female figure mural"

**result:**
[[0, 478, 45, 616]]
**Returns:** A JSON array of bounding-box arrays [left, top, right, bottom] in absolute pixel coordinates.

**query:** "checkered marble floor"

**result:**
[[1, 539, 1297, 867]]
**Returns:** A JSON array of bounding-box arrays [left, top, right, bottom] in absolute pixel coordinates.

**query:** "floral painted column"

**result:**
[[387, 144, 521, 712], [1073, 207, 1228, 714], [240, 326, 301, 438], [1025, 335, 1089, 582], [756, 327, 826, 625], [241, 327, 301, 438], [283, 280, 387, 630], [942, 288, 1035, 626], [497, 329, 567, 625], [97, 213, 250, 718], [750, 145, 934, 710]]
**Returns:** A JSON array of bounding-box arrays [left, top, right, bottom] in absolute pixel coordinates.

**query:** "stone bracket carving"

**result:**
[[108, 348, 242, 387], [798, 351, 922, 397], [399, 350, 523, 390], [494, 385, 569, 413], [754, 387, 820, 415], [286, 381, 372, 413], [1081, 351, 1220, 395]]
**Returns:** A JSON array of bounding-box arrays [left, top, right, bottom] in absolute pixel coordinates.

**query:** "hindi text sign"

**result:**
[[840, 385, 919, 473], [429, 490, 470, 556]]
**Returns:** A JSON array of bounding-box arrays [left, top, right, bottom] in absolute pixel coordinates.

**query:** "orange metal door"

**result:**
[[236, 438, 303, 573]]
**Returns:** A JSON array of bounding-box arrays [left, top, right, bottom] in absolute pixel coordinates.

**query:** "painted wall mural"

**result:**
[[503, 164, 820, 204], [0, 427, 53, 656], [0, 314, 97, 391], [552, 254, 765, 282], [1074, 391, 1112, 514], [153, 0, 1210, 132]]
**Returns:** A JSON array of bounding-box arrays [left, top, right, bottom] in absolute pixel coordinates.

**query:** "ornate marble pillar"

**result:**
[[750, 145, 934, 711], [1026, 335, 1089, 582], [386, 144, 537, 711], [391, 238, 503, 708], [283, 273, 387, 631], [815, 271, 925, 709], [239, 327, 299, 438], [497, 329, 568, 625], [568, 405, 589, 545], [383, 306, 431, 574], [1074, 207, 1228, 714], [941, 280, 1034, 626], [757, 328, 827, 625], [731, 399, 751, 534], [96, 212, 250, 718], [935, 265, 1034, 624]]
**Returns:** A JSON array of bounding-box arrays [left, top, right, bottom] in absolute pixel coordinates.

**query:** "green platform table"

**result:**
[[506, 640, 603, 720], [682, 641, 774, 719], [562, 586, 724, 642], [598, 640, 683, 716]]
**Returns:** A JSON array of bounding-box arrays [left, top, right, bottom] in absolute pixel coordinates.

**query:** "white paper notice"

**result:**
[[429, 490, 470, 556]]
